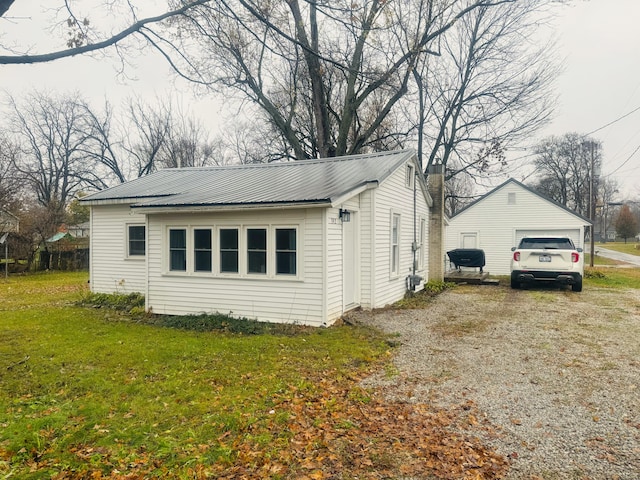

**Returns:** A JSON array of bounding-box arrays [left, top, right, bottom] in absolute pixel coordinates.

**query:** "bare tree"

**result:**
[[614, 204, 640, 243], [0, 133, 21, 209], [531, 133, 602, 217], [148, 0, 558, 161], [4, 91, 105, 223], [413, 1, 557, 176]]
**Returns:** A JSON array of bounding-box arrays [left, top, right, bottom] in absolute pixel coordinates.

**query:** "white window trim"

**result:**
[[217, 225, 240, 276], [405, 164, 415, 189], [125, 223, 146, 260], [162, 223, 302, 281], [193, 227, 214, 273], [390, 212, 401, 278]]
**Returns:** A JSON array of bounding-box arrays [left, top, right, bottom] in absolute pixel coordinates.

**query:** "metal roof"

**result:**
[[83, 149, 417, 209]]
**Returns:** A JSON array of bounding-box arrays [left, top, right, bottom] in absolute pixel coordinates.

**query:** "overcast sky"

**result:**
[[1, 0, 639, 198]]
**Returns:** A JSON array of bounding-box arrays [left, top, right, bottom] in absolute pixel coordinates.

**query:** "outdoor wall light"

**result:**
[[339, 208, 351, 222]]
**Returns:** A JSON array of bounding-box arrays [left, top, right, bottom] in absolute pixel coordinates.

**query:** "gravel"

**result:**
[[352, 284, 640, 479]]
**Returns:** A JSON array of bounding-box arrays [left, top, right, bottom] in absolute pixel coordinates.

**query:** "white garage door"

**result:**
[[515, 229, 582, 248]]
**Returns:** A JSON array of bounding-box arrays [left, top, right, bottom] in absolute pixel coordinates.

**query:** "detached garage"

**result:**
[[445, 178, 591, 275]]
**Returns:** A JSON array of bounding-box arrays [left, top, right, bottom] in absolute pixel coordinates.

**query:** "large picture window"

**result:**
[[219, 228, 239, 273], [128, 225, 145, 257], [169, 229, 187, 271], [247, 228, 267, 274], [275, 228, 296, 275], [194, 229, 212, 272]]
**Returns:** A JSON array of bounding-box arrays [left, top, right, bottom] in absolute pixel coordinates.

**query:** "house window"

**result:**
[[247, 228, 267, 274], [219, 228, 239, 273], [194, 229, 212, 272], [391, 213, 400, 275], [508, 192, 516, 204], [418, 217, 426, 270], [128, 225, 145, 257], [169, 228, 187, 271], [405, 164, 414, 188], [275, 228, 296, 275]]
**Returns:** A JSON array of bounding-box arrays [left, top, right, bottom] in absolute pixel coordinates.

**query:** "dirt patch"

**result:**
[[352, 284, 640, 479]]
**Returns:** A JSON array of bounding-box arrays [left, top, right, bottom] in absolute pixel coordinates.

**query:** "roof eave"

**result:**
[[131, 200, 332, 214]]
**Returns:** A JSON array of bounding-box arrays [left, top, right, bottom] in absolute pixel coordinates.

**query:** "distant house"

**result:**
[[82, 150, 436, 326], [445, 178, 592, 276]]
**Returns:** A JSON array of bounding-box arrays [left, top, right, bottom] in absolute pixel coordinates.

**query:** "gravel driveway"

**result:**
[[353, 284, 640, 479]]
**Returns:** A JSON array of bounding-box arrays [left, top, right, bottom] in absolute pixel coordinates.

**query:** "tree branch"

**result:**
[[0, 0, 211, 65]]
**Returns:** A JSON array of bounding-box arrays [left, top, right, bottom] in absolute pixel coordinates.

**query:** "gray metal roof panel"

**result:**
[[83, 149, 415, 208]]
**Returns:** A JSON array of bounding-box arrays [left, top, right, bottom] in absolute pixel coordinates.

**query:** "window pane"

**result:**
[[171, 250, 186, 271], [194, 229, 212, 272], [247, 228, 267, 250], [220, 251, 238, 273], [248, 251, 267, 273], [169, 229, 186, 271], [194, 229, 211, 250], [128, 225, 145, 256], [220, 229, 238, 273], [276, 228, 296, 250], [220, 228, 238, 250], [170, 229, 186, 248], [276, 252, 296, 275]]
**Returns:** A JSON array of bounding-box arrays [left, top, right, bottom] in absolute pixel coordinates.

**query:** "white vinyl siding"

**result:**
[[146, 209, 325, 326], [445, 181, 588, 275], [371, 158, 430, 308], [89, 204, 147, 294]]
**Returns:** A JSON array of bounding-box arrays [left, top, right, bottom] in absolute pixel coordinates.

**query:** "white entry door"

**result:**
[[342, 212, 358, 310]]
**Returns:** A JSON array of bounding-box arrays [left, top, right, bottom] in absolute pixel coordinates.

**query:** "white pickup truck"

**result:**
[[510, 236, 584, 292]]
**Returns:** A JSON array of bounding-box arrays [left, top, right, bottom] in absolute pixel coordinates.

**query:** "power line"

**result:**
[[585, 104, 640, 136]]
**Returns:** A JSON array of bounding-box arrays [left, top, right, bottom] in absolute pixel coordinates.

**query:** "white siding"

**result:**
[[146, 208, 327, 326], [89, 204, 147, 294], [445, 181, 588, 275], [371, 159, 430, 309], [325, 206, 344, 322]]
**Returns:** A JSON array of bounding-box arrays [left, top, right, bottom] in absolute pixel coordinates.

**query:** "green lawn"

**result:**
[[0, 272, 509, 479], [596, 241, 640, 256], [0, 272, 392, 479]]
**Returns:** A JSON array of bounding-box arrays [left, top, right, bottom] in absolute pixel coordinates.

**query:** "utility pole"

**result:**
[[588, 142, 600, 267]]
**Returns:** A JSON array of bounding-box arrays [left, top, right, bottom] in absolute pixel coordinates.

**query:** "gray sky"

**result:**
[[1, 0, 639, 198]]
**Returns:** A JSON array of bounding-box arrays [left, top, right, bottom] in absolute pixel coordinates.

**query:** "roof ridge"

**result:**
[[163, 149, 414, 173]]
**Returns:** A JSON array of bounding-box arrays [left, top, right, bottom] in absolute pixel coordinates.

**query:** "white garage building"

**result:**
[[445, 178, 592, 275]]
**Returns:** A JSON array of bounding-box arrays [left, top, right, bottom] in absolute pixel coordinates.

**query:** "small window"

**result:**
[[276, 228, 296, 275], [220, 228, 239, 273], [418, 218, 426, 270], [194, 229, 212, 272], [405, 165, 414, 188], [128, 225, 145, 256], [247, 228, 267, 274], [169, 229, 187, 271], [391, 214, 400, 275], [508, 192, 516, 204]]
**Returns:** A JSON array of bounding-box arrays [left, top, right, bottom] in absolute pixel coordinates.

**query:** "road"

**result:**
[[594, 246, 640, 266]]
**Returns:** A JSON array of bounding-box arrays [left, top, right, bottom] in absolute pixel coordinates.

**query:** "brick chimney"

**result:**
[[428, 160, 445, 281]]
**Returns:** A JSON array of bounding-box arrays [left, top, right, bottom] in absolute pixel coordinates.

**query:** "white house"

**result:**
[[445, 178, 592, 276], [82, 149, 434, 327]]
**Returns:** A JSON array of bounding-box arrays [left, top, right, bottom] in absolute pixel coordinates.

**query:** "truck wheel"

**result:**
[[510, 276, 520, 289], [572, 279, 583, 292]]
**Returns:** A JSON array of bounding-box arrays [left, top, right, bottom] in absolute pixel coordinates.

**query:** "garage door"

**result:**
[[515, 229, 582, 248]]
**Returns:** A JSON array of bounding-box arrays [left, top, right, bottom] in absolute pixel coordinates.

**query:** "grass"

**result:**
[[595, 241, 640, 256], [585, 266, 640, 289], [0, 272, 391, 478]]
